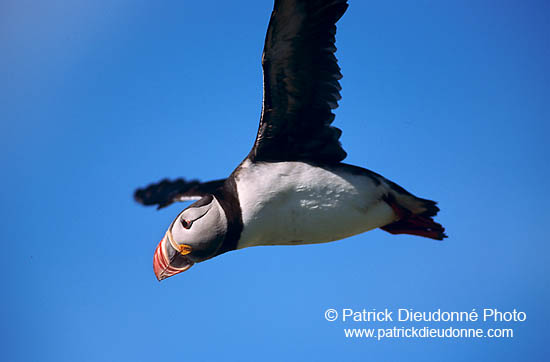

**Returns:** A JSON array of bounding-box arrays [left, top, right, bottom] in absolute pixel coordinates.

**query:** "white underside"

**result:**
[[234, 160, 397, 249]]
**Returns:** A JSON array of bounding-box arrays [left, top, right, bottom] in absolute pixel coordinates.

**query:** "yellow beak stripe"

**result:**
[[178, 244, 192, 255]]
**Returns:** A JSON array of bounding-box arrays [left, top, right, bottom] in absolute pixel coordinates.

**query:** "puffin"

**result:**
[[134, 0, 447, 281]]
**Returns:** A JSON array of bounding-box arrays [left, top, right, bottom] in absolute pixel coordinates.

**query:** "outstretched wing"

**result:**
[[134, 178, 226, 209], [249, 0, 349, 164]]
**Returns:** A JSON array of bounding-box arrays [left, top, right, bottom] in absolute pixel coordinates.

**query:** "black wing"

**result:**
[[249, 0, 349, 164], [134, 178, 226, 209]]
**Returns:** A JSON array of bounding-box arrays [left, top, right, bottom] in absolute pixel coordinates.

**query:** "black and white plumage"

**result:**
[[134, 0, 447, 281]]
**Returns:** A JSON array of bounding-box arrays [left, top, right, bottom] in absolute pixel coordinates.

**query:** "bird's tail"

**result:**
[[380, 192, 447, 241]]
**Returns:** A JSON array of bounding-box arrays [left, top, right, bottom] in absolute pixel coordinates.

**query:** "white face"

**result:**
[[153, 195, 228, 280], [168, 195, 228, 262]]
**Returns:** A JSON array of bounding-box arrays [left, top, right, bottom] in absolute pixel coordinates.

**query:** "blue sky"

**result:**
[[1, 1, 549, 361]]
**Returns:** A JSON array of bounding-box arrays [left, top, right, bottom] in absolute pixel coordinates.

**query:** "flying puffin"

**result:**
[[135, 0, 447, 281]]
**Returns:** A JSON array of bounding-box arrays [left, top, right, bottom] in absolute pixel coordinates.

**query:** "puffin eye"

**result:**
[[181, 218, 192, 229]]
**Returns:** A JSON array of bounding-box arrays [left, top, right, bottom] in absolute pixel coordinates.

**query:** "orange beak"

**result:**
[[153, 234, 194, 281]]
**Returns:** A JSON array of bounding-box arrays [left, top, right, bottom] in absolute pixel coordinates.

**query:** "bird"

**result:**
[[134, 0, 447, 281]]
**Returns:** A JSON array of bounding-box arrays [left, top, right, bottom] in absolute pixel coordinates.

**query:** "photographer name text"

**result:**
[[324, 308, 526, 323]]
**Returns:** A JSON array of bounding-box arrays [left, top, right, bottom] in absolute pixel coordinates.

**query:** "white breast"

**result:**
[[234, 161, 395, 249]]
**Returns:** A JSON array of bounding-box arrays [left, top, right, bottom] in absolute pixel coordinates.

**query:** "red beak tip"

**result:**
[[153, 237, 192, 281]]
